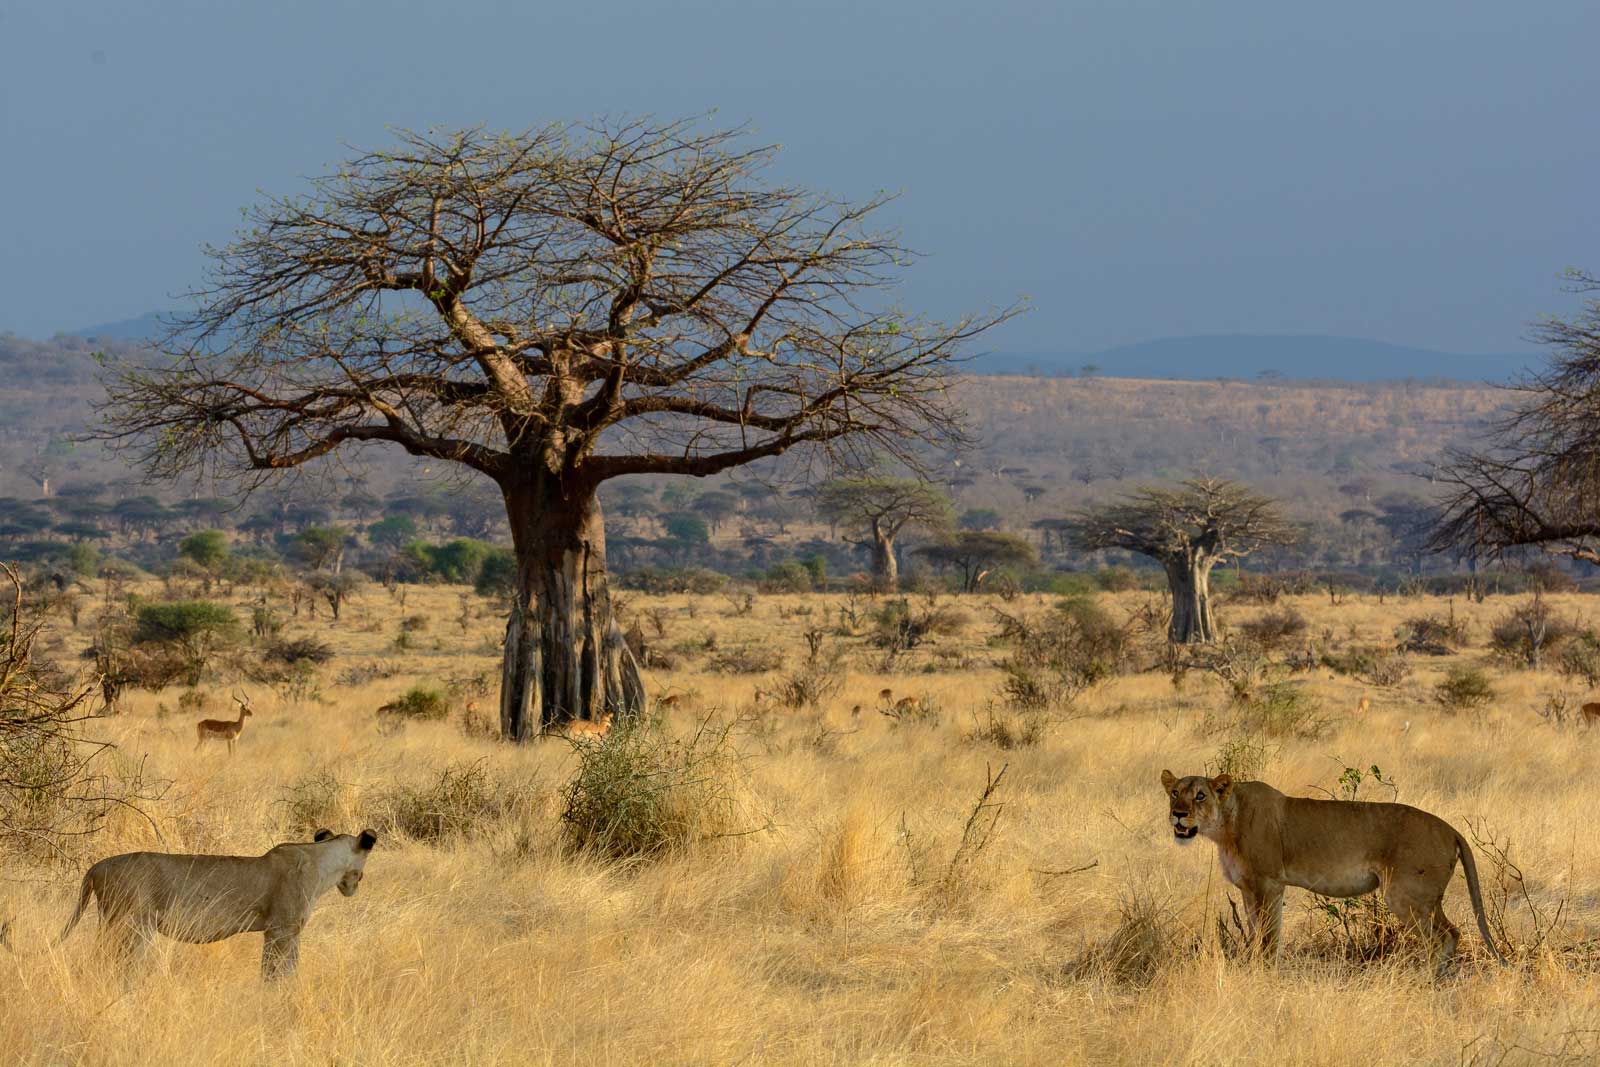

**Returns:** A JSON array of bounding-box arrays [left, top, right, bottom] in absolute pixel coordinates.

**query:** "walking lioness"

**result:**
[[1161, 770, 1505, 970], [40, 828, 378, 979]]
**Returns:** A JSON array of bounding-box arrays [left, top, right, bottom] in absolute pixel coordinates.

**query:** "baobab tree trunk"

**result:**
[[870, 527, 899, 592], [1164, 556, 1218, 644], [499, 479, 645, 741]]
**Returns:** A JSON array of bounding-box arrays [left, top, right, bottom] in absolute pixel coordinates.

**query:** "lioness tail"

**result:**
[[1454, 832, 1509, 966], [54, 870, 95, 947]]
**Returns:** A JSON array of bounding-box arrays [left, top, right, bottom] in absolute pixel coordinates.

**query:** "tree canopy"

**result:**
[[1432, 271, 1600, 565]]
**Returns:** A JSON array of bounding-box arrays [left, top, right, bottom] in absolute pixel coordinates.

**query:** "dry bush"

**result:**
[[337, 658, 404, 687], [373, 760, 537, 843], [278, 767, 350, 834], [964, 706, 1046, 749], [0, 565, 157, 854], [265, 636, 335, 666], [1395, 611, 1469, 655], [771, 659, 845, 711], [1487, 599, 1580, 669], [707, 644, 783, 674], [993, 600, 1132, 709], [1239, 606, 1308, 651], [559, 716, 763, 860], [1069, 888, 1186, 987]]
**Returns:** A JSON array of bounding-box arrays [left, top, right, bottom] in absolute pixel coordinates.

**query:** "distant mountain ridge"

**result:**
[[973, 334, 1538, 383], [57, 314, 1537, 383]]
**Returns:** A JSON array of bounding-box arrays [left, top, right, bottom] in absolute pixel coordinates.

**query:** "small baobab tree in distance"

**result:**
[[1064, 478, 1299, 643], [815, 477, 953, 591], [99, 117, 1015, 739]]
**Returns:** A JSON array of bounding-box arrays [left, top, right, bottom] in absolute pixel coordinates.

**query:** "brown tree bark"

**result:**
[[1164, 555, 1218, 644], [499, 477, 644, 739], [870, 520, 899, 592]]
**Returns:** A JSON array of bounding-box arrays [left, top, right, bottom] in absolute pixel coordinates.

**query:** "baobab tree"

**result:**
[[1064, 478, 1298, 643], [815, 477, 953, 590], [99, 118, 1013, 739], [1432, 269, 1600, 566]]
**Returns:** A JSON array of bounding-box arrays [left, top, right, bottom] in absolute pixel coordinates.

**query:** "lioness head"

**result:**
[[313, 828, 379, 896], [1160, 770, 1233, 843]]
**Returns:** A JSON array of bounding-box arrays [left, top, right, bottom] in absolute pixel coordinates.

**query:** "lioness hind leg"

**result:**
[[1428, 904, 1461, 975], [1385, 887, 1459, 974]]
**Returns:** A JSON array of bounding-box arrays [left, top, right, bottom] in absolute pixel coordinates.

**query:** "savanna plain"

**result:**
[[4, 580, 1599, 1067]]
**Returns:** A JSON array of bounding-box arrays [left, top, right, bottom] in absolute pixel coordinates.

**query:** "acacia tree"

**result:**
[[1065, 479, 1298, 643], [1432, 271, 1600, 565], [100, 118, 1011, 739], [913, 531, 1036, 593], [815, 477, 952, 590]]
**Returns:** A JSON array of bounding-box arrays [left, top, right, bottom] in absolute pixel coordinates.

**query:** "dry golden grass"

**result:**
[[4, 583, 1600, 1065]]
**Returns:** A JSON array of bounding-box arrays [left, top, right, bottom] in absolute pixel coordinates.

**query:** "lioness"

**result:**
[[1161, 770, 1505, 971], [43, 828, 377, 979]]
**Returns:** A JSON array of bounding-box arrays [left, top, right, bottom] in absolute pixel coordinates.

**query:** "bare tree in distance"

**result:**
[[98, 118, 1018, 739], [1432, 269, 1600, 565], [816, 478, 953, 591], [1064, 478, 1299, 643]]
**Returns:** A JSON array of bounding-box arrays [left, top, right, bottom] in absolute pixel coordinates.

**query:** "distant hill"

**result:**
[[69, 311, 169, 343], [52, 315, 1541, 384], [975, 334, 1538, 383]]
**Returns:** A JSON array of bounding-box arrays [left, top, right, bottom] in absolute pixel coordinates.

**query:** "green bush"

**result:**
[[559, 717, 761, 860], [381, 684, 451, 721], [474, 548, 518, 597], [1434, 665, 1496, 711]]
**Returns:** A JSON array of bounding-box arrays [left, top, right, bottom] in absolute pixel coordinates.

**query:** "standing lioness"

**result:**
[[1161, 770, 1506, 971], [47, 828, 377, 979]]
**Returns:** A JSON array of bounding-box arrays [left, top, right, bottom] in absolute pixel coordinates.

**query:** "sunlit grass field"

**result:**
[[3, 582, 1599, 1066]]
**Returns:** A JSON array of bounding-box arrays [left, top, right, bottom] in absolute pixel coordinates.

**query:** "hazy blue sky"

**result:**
[[3, 0, 1596, 353]]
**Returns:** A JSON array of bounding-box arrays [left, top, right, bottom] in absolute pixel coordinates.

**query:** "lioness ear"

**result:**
[[1160, 770, 1177, 791], [357, 829, 378, 851], [313, 828, 334, 842], [1211, 774, 1233, 796]]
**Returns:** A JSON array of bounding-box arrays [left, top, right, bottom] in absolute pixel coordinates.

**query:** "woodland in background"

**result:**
[[0, 330, 1572, 599]]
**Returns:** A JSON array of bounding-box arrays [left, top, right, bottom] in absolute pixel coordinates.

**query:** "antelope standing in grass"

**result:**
[[196, 693, 253, 755], [563, 712, 614, 739], [1583, 702, 1600, 726]]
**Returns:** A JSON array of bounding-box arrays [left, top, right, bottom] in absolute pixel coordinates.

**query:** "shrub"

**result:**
[[707, 645, 783, 674], [0, 564, 152, 853], [1239, 607, 1308, 651], [1434, 665, 1496, 711], [559, 716, 761, 860], [1395, 612, 1468, 655], [1322, 645, 1411, 687], [1488, 600, 1579, 669], [993, 600, 1132, 709], [771, 660, 845, 710], [374, 760, 534, 843], [266, 636, 335, 665], [1241, 681, 1328, 739], [381, 684, 451, 721], [1557, 632, 1600, 688]]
